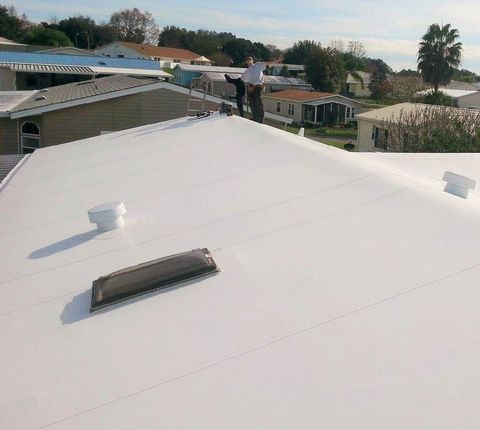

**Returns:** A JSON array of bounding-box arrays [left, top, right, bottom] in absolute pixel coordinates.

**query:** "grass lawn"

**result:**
[[286, 125, 357, 139]]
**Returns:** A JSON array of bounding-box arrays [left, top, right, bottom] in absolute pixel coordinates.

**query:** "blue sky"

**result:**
[[14, 0, 480, 73]]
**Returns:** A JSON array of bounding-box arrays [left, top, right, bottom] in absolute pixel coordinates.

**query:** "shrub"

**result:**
[[385, 105, 480, 152]]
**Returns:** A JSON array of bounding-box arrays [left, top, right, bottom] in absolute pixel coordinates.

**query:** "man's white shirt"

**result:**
[[241, 62, 265, 85]]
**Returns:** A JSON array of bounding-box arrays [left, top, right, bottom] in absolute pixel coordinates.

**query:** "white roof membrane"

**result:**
[[1, 115, 480, 429]]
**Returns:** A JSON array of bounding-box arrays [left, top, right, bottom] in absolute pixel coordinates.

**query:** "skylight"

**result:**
[[90, 248, 219, 312]]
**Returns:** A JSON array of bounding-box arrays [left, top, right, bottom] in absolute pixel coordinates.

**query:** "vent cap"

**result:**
[[88, 201, 126, 232], [90, 248, 219, 312], [442, 171, 476, 199]]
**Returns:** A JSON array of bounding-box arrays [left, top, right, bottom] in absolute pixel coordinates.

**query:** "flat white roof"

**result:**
[[2, 115, 480, 429], [416, 88, 480, 98]]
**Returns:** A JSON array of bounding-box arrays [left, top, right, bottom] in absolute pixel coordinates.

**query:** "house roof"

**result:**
[[2, 113, 480, 428], [116, 42, 205, 61], [0, 91, 34, 116], [9, 75, 168, 118], [442, 79, 480, 91], [175, 63, 246, 74], [346, 71, 371, 84], [0, 50, 165, 75], [5, 77, 291, 124], [267, 63, 305, 71], [356, 102, 480, 123], [415, 88, 480, 99], [200, 72, 308, 86], [37, 47, 97, 56], [0, 154, 25, 185], [263, 89, 334, 101], [0, 36, 26, 46]]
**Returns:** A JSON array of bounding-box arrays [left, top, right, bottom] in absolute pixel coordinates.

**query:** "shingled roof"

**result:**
[[11, 75, 164, 115], [118, 42, 206, 61]]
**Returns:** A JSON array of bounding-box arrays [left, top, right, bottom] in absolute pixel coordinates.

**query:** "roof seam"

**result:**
[[34, 249, 480, 429]]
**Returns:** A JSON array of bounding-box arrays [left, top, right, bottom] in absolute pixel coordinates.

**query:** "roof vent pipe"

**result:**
[[442, 171, 476, 199], [298, 127, 305, 137], [88, 201, 127, 232]]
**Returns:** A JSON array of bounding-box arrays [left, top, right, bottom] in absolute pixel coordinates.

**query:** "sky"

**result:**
[[13, 0, 480, 73]]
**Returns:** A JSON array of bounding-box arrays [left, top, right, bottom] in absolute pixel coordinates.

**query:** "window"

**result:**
[[346, 107, 351, 118], [276, 102, 281, 113], [288, 103, 294, 116], [20, 122, 40, 154], [351, 107, 355, 118], [173, 59, 181, 63], [117, 54, 124, 58]]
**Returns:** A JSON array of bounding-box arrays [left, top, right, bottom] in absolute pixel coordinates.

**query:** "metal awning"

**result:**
[[0, 63, 94, 75]]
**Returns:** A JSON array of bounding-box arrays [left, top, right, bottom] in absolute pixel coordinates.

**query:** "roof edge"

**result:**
[[0, 154, 30, 193], [10, 81, 166, 119]]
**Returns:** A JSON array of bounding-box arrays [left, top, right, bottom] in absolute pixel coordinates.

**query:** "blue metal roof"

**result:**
[[0, 51, 161, 70]]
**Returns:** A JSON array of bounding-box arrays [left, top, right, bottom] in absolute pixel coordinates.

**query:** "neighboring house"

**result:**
[[191, 72, 312, 98], [0, 51, 171, 91], [266, 63, 305, 77], [356, 102, 480, 151], [414, 88, 480, 109], [0, 75, 291, 154], [263, 89, 362, 124], [346, 71, 372, 97], [37, 47, 96, 56], [0, 154, 25, 185], [0, 76, 219, 154], [3, 112, 480, 430], [0, 36, 27, 51], [173, 64, 246, 87], [96, 42, 212, 68], [442, 79, 480, 91]]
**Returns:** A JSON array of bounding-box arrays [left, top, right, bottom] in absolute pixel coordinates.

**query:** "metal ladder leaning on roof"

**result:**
[[185, 83, 207, 116]]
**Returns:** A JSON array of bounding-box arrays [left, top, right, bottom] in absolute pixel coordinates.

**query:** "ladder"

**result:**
[[185, 83, 207, 116]]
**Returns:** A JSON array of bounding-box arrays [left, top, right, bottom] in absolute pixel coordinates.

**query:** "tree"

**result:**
[[385, 105, 480, 152], [208, 51, 232, 66], [109, 8, 159, 45], [348, 40, 366, 58], [306, 46, 346, 92], [329, 39, 345, 53], [283, 40, 321, 65], [417, 23, 462, 93], [55, 16, 96, 49], [368, 69, 391, 99], [280, 65, 291, 77], [390, 75, 428, 102], [23, 25, 72, 47], [0, 5, 29, 41]]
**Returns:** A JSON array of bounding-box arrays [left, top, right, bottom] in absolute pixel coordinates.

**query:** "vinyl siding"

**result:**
[[33, 89, 219, 147], [0, 118, 18, 154]]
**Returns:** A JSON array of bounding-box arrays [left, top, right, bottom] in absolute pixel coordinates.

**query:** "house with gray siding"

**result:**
[[0, 76, 291, 154]]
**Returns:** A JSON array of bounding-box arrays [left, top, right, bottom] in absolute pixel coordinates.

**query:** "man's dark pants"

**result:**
[[247, 86, 264, 123]]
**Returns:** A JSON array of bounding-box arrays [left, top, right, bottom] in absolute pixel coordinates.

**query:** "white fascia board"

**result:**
[[90, 67, 171, 77], [10, 82, 168, 119]]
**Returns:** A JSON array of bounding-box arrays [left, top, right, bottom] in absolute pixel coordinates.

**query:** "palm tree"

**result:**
[[417, 23, 462, 93]]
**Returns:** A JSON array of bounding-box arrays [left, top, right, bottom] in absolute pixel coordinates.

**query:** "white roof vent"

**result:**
[[88, 201, 126, 232], [297, 127, 305, 137], [442, 171, 476, 199]]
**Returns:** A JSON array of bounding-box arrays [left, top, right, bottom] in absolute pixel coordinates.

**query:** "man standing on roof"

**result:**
[[241, 57, 265, 123], [225, 74, 245, 117]]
